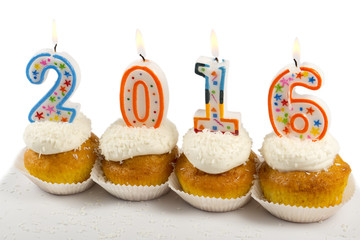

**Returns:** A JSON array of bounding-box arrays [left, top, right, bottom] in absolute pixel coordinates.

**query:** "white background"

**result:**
[[1, 0, 359, 181]]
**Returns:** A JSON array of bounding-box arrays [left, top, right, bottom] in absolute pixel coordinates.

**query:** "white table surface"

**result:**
[[1, 168, 359, 240]]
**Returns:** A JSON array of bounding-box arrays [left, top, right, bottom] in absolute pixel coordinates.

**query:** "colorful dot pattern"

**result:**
[[122, 68, 161, 127]]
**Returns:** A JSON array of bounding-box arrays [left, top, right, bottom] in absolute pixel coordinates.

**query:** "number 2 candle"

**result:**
[[268, 38, 329, 141], [26, 21, 80, 123], [120, 30, 168, 128], [193, 30, 241, 135]]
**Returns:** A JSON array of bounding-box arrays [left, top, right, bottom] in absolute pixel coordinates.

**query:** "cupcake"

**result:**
[[254, 41, 353, 222], [175, 127, 256, 199], [93, 36, 179, 200], [170, 49, 257, 211], [23, 112, 99, 184], [92, 119, 178, 201], [259, 133, 351, 208], [99, 119, 178, 187], [19, 46, 100, 195]]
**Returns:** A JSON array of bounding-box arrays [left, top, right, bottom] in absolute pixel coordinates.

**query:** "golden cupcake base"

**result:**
[[258, 155, 351, 208], [24, 133, 100, 184], [101, 147, 178, 187], [251, 174, 355, 222], [175, 151, 257, 199], [15, 148, 94, 195]]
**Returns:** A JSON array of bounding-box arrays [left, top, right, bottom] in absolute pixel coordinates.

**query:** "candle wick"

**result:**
[[293, 58, 298, 67], [54, 43, 57, 53], [139, 54, 145, 62], [214, 57, 219, 63]]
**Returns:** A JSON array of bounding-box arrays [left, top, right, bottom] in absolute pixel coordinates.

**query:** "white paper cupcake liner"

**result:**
[[15, 148, 94, 195], [168, 172, 252, 212], [91, 160, 170, 201], [251, 174, 356, 223]]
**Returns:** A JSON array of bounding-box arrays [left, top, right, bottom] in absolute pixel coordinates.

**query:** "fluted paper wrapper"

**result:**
[[168, 172, 252, 212], [91, 160, 170, 201], [251, 174, 355, 223], [15, 148, 94, 195]]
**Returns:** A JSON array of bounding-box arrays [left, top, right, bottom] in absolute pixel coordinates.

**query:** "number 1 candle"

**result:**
[[26, 21, 80, 123], [194, 30, 241, 135], [120, 30, 169, 128], [268, 38, 329, 141]]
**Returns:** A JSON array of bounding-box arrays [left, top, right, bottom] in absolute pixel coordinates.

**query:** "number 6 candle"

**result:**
[[194, 30, 241, 135], [268, 38, 329, 141], [26, 21, 80, 123], [120, 30, 168, 128]]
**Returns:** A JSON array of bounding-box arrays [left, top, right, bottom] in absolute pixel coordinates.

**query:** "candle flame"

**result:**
[[293, 37, 300, 65], [211, 29, 219, 59], [52, 20, 58, 45], [136, 29, 146, 58]]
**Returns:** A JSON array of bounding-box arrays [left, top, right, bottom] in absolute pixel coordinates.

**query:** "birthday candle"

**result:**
[[268, 38, 329, 141], [193, 30, 241, 135], [120, 30, 169, 128], [26, 21, 80, 123]]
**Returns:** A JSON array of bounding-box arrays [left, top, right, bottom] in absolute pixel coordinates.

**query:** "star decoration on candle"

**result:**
[[49, 96, 56, 102], [308, 76, 316, 83], [64, 71, 71, 78], [64, 79, 71, 87], [35, 112, 44, 120], [280, 78, 289, 86], [306, 107, 315, 115], [282, 118, 288, 125], [60, 86, 67, 93], [281, 99, 288, 106], [46, 105, 55, 114], [34, 64, 41, 70], [32, 70, 39, 76], [59, 63, 66, 70], [310, 127, 320, 136], [314, 119, 322, 127], [274, 94, 282, 101], [275, 84, 283, 93], [283, 127, 290, 135]]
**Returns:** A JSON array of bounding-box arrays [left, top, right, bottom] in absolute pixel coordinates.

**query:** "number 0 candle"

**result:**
[[120, 30, 169, 128], [26, 21, 80, 123], [193, 30, 241, 135], [268, 38, 329, 141]]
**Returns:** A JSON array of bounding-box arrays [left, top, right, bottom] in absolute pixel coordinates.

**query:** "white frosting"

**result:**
[[260, 133, 339, 172], [23, 112, 91, 155], [100, 119, 178, 162], [182, 127, 252, 174]]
